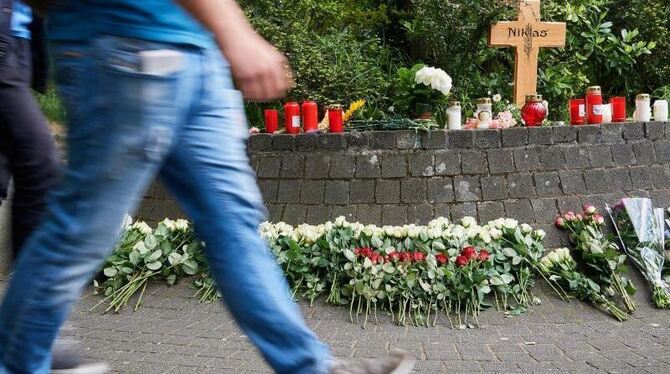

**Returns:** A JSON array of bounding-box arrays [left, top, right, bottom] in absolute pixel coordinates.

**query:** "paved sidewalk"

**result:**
[[2, 205, 670, 373]]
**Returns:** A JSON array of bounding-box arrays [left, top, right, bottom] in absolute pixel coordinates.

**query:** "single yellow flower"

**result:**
[[343, 99, 366, 123]]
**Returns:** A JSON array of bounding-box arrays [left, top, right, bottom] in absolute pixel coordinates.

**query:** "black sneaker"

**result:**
[[51, 340, 109, 374], [330, 349, 416, 374]]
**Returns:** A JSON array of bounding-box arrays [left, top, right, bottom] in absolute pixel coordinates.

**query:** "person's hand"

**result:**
[[218, 31, 293, 101]]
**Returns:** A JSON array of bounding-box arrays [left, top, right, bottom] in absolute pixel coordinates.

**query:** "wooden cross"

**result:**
[[489, 0, 566, 106]]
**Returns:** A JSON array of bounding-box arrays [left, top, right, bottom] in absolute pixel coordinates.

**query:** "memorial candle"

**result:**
[[653, 100, 668, 122]]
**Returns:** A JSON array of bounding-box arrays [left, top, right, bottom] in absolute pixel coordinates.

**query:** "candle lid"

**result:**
[[587, 86, 601, 93], [328, 104, 343, 110], [525, 94, 543, 102], [637, 93, 651, 100], [477, 98, 492, 104], [449, 101, 461, 107]]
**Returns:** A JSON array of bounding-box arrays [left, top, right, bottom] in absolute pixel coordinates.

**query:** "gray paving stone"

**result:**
[[461, 151, 488, 175], [401, 179, 427, 203], [355, 205, 382, 224], [408, 152, 435, 177], [381, 154, 408, 178], [407, 204, 435, 225], [324, 181, 350, 205], [305, 154, 331, 179], [355, 154, 381, 179], [503, 199, 535, 224], [376, 180, 400, 204], [350, 180, 375, 204], [427, 178, 455, 203], [487, 149, 515, 174], [434, 151, 461, 176], [381, 205, 408, 225], [481, 176, 508, 201], [454, 176, 482, 202], [513, 148, 542, 172], [330, 155, 356, 179], [502, 127, 528, 147], [588, 145, 614, 168], [534, 172, 561, 197], [507, 173, 535, 199]]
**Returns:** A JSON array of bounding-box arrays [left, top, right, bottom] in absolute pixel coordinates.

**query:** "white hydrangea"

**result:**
[[415, 66, 452, 96], [521, 223, 533, 234], [535, 230, 546, 240]]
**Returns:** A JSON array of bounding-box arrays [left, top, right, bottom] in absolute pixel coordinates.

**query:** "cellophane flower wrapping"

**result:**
[[609, 198, 670, 308]]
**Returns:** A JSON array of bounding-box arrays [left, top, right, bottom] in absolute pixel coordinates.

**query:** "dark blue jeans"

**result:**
[[0, 35, 330, 373], [0, 36, 61, 258]]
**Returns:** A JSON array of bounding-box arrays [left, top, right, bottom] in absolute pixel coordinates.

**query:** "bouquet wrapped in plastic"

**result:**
[[609, 198, 670, 309]]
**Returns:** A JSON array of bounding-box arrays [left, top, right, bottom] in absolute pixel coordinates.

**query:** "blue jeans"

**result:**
[[0, 35, 330, 374]]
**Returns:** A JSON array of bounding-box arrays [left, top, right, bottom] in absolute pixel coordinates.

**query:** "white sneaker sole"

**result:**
[[51, 362, 110, 374]]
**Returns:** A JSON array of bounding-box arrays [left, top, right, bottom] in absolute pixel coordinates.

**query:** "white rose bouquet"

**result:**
[[391, 63, 452, 119]]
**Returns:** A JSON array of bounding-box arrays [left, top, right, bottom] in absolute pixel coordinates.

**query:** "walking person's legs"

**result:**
[[0, 37, 60, 259], [158, 47, 331, 374], [0, 36, 193, 373]]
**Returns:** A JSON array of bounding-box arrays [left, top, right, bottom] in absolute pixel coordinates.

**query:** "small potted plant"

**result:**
[[391, 64, 452, 120]]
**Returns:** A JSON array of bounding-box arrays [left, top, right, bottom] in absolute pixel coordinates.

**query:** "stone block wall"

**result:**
[[137, 122, 670, 248]]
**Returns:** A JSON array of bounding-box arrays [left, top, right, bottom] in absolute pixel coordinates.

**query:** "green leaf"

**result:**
[[129, 250, 141, 266], [147, 250, 163, 262], [502, 248, 517, 257], [168, 252, 182, 266], [121, 267, 134, 275], [166, 274, 177, 286], [501, 274, 514, 284], [146, 261, 162, 271], [512, 256, 522, 266], [181, 260, 199, 275], [134, 241, 149, 255], [490, 275, 504, 286], [344, 249, 356, 262], [371, 236, 384, 248], [144, 234, 158, 250], [103, 267, 118, 277]]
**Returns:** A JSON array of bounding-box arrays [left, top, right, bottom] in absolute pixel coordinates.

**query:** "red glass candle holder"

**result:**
[[521, 95, 547, 127], [569, 98, 586, 126], [610, 97, 627, 122], [328, 105, 344, 133], [283, 102, 301, 134], [264, 109, 278, 133], [585, 86, 603, 125], [301, 101, 319, 132]]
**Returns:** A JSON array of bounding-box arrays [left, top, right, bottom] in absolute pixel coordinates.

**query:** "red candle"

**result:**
[[328, 105, 344, 133], [585, 86, 603, 125], [283, 102, 301, 134], [521, 94, 547, 127], [301, 101, 318, 132], [610, 97, 627, 122], [264, 109, 278, 133], [569, 98, 586, 125]]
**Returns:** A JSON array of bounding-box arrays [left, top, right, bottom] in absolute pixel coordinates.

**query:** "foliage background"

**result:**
[[240, 0, 666, 124], [37, 1, 668, 125]]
